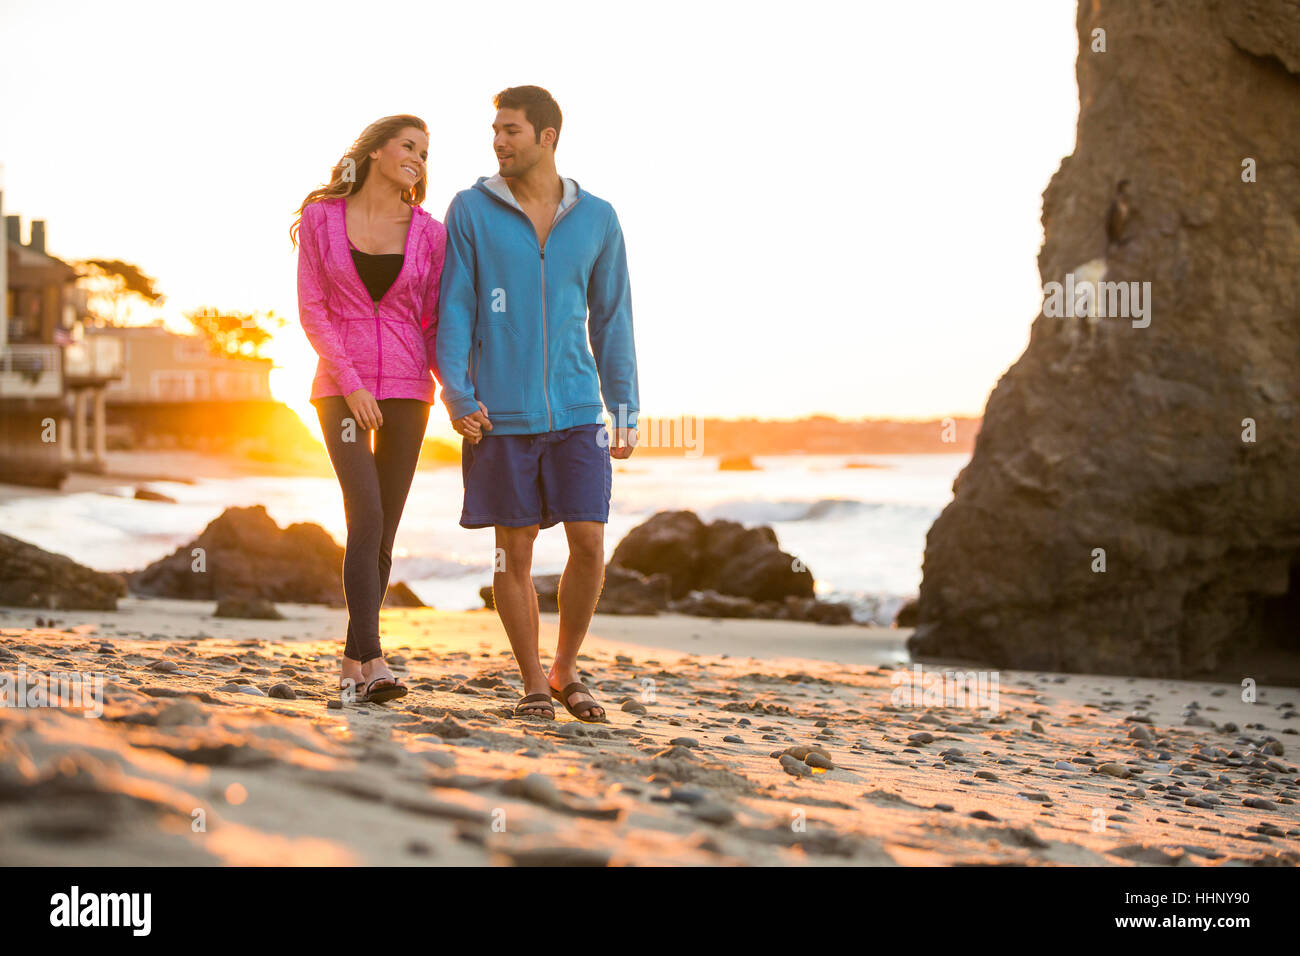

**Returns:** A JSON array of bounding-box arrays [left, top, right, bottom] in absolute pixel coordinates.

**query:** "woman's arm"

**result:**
[[422, 221, 447, 384], [297, 201, 364, 396]]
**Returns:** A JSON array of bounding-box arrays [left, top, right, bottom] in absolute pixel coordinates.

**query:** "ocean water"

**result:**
[[0, 453, 968, 625]]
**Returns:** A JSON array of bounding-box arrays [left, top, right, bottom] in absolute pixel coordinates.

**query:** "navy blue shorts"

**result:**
[[460, 422, 612, 529]]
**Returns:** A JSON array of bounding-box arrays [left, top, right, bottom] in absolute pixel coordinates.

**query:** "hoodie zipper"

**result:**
[[374, 300, 382, 395], [477, 181, 580, 432]]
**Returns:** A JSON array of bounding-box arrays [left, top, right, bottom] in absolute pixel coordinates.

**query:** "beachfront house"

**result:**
[[0, 192, 124, 487], [88, 321, 274, 451]]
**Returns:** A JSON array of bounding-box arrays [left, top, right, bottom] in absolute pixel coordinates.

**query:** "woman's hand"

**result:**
[[344, 388, 383, 430], [453, 401, 492, 443]]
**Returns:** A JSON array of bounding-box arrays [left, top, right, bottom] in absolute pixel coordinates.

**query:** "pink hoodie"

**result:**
[[297, 196, 447, 403]]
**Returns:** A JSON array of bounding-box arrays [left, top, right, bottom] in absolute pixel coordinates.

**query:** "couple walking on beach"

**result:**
[[292, 86, 639, 721]]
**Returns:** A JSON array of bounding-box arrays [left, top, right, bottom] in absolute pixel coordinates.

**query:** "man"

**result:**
[[435, 85, 639, 722]]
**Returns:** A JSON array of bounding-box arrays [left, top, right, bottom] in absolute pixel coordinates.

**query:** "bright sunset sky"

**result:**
[[0, 0, 1079, 443]]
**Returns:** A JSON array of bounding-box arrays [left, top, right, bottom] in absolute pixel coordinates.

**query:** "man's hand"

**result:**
[[453, 401, 493, 444], [610, 427, 637, 459], [344, 388, 383, 430]]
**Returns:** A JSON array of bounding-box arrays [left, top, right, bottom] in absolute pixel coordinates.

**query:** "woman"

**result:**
[[291, 114, 446, 704]]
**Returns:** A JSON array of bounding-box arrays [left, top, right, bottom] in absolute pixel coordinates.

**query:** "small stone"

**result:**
[[689, 801, 735, 825], [268, 683, 297, 700], [779, 754, 812, 777], [1096, 763, 1133, 778]]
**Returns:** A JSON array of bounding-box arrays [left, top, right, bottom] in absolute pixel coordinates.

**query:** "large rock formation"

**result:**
[[128, 505, 347, 605], [479, 510, 853, 623], [910, 1, 1300, 679], [610, 510, 815, 601], [0, 533, 127, 610]]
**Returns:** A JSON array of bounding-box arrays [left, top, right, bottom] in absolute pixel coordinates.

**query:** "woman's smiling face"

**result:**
[[371, 126, 429, 191]]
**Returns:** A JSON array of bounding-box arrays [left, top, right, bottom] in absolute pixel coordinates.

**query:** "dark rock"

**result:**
[[909, 1, 1300, 679], [609, 510, 815, 603], [668, 590, 764, 619], [214, 597, 283, 620], [133, 487, 177, 503], [382, 581, 428, 608], [894, 598, 919, 628], [696, 520, 814, 602], [597, 565, 672, 615], [609, 510, 708, 598], [127, 505, 346, 605], [0, 533, 127, 610]]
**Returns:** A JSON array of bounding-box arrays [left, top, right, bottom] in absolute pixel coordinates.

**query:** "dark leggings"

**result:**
[[313, 395, 430, 664]]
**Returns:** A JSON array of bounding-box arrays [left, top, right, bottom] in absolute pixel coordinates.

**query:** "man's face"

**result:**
[[493, 107, 549, 177]]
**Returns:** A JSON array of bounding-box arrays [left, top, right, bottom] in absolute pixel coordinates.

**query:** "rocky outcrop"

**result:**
[[128, 505, 346, 605], [910, 1, 1300, 679], [669, 591, 854, 625], [0, 533, 127, 610], [478, 511, 853, 623], [610, 510, 815, 602]]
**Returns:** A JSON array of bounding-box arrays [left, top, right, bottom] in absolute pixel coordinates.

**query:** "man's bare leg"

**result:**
[[548, 520, 606, 719], [494, 524, 551, 715]]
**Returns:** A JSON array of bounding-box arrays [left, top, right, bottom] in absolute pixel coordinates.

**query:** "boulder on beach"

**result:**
[[382, 581, 429, 608], [127, 505, 345, 605], [609, 510, 816, 602], [0, 533, 127, 610], [214, 596, 283, 619], [909, 0, 1300, 679], [894, 599, 919, 628], [668, 590, 854, 625]]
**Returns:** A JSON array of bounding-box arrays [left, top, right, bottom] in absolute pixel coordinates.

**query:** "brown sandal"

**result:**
[[514, 693, 556, 719], [363, 675, 408, 704], [550, 681, 608, 723]]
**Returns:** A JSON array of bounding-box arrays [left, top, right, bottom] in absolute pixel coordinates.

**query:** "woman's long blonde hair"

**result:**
[[290, 114, 428, 247]]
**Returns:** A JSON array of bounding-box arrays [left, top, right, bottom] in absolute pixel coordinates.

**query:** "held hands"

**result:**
[[344, 388, 383, 429], [453, 401, 493, 444]]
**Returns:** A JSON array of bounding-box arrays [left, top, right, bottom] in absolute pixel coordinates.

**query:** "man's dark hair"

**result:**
[[494, 85, 563, 150]]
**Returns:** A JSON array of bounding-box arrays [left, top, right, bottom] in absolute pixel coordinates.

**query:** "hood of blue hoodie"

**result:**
[[478, 172, 579, 223]]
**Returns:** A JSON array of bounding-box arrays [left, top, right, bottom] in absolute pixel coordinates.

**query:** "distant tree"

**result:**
[[77, 259, 165, 326], [184, 306, 286, 358]]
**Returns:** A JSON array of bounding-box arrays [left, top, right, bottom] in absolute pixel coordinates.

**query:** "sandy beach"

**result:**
[[1, 598, 1296, 866]]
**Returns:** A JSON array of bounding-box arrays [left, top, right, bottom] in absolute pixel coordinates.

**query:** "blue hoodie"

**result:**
[[434, 174, 639, 435]]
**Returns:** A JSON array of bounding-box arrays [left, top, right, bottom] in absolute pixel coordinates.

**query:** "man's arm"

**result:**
[[298, 202, 363, 396], [587, 206, 639, 429], [434, 195, 482, 421]]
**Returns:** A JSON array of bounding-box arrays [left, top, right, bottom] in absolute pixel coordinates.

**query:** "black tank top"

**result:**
[[349, 245, 403, 302]]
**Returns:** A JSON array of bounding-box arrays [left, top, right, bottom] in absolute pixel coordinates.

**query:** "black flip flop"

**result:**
[[363, 675, 408, 704], [550, 681, 608, 723], [513, 693, 556, 719]]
